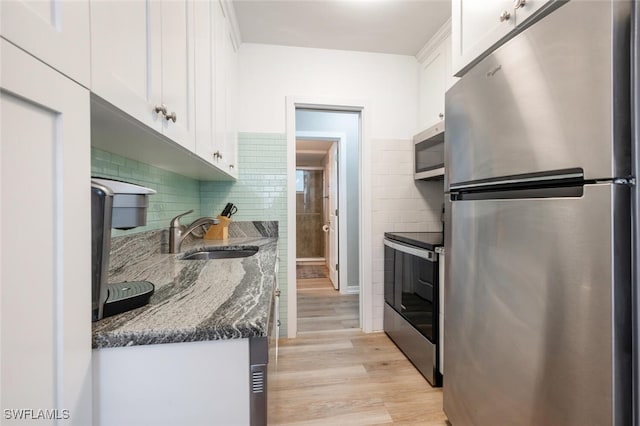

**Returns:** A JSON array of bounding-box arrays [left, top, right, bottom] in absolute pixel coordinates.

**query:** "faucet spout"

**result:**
[[169, 211, 219, 253]]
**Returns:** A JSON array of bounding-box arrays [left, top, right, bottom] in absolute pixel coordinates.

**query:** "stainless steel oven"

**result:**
[[383, 232, 442, 386], [414, 120, 445, 180]]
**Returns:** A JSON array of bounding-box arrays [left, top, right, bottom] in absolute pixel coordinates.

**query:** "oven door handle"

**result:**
[[384, 239, 436, 262]]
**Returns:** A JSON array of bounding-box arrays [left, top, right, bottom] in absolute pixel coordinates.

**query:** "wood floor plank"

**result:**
[[269, 330, 447, 425], [296, 264, 358, 333], [271, 265, 447, 424]]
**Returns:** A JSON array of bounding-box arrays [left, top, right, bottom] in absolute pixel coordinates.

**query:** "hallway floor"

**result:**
[[268, 329, 448, 425], [269, 264, 448, 424], [296, 264, 359, 332]]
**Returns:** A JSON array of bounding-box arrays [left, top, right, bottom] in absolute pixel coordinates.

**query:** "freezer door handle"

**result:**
[[449, 169, 584, 192]]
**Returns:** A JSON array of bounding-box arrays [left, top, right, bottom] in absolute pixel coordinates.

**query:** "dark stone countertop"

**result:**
[[92, 221, 279, 349]]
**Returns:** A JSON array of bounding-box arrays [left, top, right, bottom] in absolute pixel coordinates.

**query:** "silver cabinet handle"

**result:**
[[438, 112, 444, 119], [514, 0, 526, 9], [154, 104, 167, 115], [277, 320, 281, 327], [165, 111, 177, 123], [213, 151, 222, 160], [499, 10, 511, 21], [229, 164, 234, 169], [275, 289, 281, 297]]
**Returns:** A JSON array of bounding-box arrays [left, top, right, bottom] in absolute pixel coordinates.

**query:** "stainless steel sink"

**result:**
[[180, 246, 259, 260]]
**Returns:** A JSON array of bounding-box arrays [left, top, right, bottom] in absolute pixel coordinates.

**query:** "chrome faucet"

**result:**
[[169, 210, 219, 253]]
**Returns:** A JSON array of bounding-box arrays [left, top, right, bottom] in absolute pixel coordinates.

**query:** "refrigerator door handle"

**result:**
[[449, 169, 584, 192]]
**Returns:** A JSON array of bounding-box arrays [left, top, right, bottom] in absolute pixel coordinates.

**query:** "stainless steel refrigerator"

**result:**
[[444, 1, 636, 425]]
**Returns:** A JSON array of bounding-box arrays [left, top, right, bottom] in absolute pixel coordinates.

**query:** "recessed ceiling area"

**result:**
[[232, 0, 451, 56], [296, 139, 334, 167]]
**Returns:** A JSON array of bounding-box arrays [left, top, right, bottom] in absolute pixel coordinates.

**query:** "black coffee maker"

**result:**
[[91, 178, 156, 321]]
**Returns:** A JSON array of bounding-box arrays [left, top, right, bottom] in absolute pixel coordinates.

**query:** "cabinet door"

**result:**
[[419, 46, 446, 129], [0, 0, 90, 87], [160, 0, 196, 152], [1, 39, 91, 424], [451, 0, 514, 76], [213, 1, 229, 170], [194, 0, 216, 164], [223, 25, 239, 176], [514, 0, 553, 26], [91, 0, 162, 132], [442, 34, 459, 91]]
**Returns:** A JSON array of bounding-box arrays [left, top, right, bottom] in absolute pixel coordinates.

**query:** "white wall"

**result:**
[[237, 43, 418, 139], [238, 43, 444, 332], [371, 138, 444, 330]]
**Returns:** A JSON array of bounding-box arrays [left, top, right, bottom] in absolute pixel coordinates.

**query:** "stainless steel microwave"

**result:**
[[414, 120, 444, 180]]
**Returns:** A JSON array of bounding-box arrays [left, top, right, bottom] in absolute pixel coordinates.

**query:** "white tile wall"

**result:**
[[370, 138, 445, 331]]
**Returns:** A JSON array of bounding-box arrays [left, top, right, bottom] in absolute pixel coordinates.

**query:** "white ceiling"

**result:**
[[296, 139, 334, 167], [232, 0, 452, 56]]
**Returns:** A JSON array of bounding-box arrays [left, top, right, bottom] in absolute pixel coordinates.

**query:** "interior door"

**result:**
[[327, 143, 339, 289]]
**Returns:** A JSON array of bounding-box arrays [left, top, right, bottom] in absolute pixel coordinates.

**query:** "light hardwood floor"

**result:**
[[269, 265, 448, 425], [268, 329, 448, 425], [296, 265, 359, 333]]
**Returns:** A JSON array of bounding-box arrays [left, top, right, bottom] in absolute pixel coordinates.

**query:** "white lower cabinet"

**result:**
[[93, 340, 250, 426], [1, 39, 92, 425]]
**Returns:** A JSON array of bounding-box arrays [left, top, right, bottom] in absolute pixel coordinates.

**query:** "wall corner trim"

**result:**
[[416, 18, 452, 63]]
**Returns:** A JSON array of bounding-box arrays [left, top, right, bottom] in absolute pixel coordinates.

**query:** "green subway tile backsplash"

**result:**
[[91, 133, 289, 336], [91, 147, 202, 237], [200, 133, 288, 336]]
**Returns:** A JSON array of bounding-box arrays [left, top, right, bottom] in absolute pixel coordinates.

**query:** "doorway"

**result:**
[[294, 108, 361, 333], [286, 97, 373, 338]]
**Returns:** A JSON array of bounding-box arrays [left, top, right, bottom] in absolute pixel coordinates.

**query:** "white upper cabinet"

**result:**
[[514, 0, 553, 26], [214, 0, 239, 177], [417, 28, 458, 131], [91, 0, 196, 152], [159, 0, 196, 152], [91, 1, 163, 134], [452, 0, 555, 76], [193, 0, 238, 177], [91, 0, 236, 178], [452, 0, 514, 77], [223, 20, 239, 176], [419, 45, 446, 130], [0, 0, 91, 87], [194, 0, 216, 164]]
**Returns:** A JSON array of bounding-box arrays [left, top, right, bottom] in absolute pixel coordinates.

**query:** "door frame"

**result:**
[[286, 96, 373, 337], [296, 135, 346, 293]]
